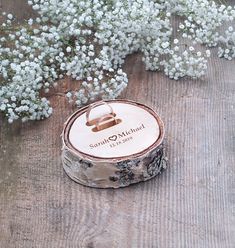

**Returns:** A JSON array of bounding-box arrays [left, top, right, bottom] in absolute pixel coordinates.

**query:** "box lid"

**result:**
[[63, 99, 164, 160]]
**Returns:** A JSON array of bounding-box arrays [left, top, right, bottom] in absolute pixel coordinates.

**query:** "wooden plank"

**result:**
[[0, 1, 235, 247]]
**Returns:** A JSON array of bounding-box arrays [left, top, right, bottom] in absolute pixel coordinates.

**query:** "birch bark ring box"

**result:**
[[61, 99, 166, 188]]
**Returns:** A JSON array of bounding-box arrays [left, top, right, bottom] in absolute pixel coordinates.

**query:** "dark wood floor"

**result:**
[[0, 1, 235, 247]]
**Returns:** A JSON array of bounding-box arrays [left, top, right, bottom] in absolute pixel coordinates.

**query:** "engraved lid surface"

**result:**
[[64, 100, 164, 160]]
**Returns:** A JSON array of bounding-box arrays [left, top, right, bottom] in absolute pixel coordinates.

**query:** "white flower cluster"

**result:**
[[0, 0, 234, 123], [218, 26, 235, 60], [174, 0, 235, 47]]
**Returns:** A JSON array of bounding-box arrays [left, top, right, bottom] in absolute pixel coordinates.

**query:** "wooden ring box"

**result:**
[[61, 99, 166, 188]]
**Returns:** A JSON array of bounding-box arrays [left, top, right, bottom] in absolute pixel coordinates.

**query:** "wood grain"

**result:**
[[0, 1, 235, 247]]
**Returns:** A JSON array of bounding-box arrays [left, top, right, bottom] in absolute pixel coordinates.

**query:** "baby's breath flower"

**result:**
[[66, 47, 72, 53], [7, 14, 13, 20]]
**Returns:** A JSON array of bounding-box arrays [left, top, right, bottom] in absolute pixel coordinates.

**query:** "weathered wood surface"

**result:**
[[0, 1, 235, 247]]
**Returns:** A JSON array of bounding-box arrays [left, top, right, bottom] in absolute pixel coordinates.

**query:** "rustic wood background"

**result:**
[[0, 1, 235, 247]]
